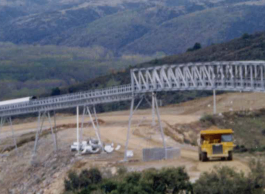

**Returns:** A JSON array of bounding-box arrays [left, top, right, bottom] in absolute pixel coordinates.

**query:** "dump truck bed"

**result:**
[[200, 129, 233, 135]]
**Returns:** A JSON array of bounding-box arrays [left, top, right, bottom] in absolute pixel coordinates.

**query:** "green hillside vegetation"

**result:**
[[2, 0, 265, 55], [0, 42, 160, 100], [121, 4, 265, 54], [57, 7, 183, 51]]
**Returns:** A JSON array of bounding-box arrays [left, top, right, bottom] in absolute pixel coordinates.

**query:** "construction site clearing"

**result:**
[[1, 92, 265, 194]]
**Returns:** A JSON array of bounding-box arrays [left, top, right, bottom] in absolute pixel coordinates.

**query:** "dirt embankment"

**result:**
[[0, 119, 105, 153]]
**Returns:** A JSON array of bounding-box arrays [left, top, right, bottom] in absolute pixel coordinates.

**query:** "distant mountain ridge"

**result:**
[[1, 0, 265, 55]]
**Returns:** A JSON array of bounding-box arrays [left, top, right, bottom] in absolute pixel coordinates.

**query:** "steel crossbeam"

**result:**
[[1, 61, 265, 118], [131, 61, 265, 93]]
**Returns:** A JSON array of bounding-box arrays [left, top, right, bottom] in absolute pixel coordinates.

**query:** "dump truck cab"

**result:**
[[198, 129, 234, 161]]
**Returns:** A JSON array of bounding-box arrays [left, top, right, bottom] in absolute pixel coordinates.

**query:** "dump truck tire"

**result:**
[[228, 151, 233, 161], [202, 152, 208, 162], [199, 153, 202, 161]]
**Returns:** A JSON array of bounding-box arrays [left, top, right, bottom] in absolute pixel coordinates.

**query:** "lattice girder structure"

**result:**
[[0, 84, 132, 117], [131, 61, 265, 93], [0, 61, 264, 118]]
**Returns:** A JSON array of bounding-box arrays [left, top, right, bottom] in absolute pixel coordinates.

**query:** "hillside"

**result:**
[[58, 32, 265, 111], [0, 43, 158, 100], [1, 0, 265, 55]]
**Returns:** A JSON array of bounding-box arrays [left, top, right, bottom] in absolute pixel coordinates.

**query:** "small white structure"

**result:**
[[71, 142, 81, 152], [82, 145, 101, 154], [126, 150, 134, 158], [104, 143, 114, 153], [115, 144, 121, 151], [71, 140, 121, 155]]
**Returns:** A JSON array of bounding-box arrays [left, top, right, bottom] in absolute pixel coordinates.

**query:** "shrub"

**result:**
[[64, 168, 102, 192], [117, 166, 127, 176], [248, 159, 265, 190], [125, 172, 141, 184], [79, 170, 93, 188], [187, 42, 202, 52], [193, 166, 259, 194], [242, 33, 250, 39], [69, 165, 265, 194], [51, 87, 61, 96], [234, 145, 248, 153], [64, 171, 80, 191], [87, 168, 102, 184], [200, 114, 215, 124], [139, 167, 192, 194], [101, 180, 118, 193]]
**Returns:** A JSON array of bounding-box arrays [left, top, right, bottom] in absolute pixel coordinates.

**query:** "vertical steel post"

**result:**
[[9, 117, 18, 154], [93, 105, 102, 141], [76, 106, 80, 154], [154, 94, 167, 159], [33, 112, 41, 156], [47, 112, 58, 152], [39, 111, 46, 135], [80, 106, 86, 142], [213, 90, 217, 114], [53, 110, 58, 151], [124, 97, 135, 161], [152, 92, 156, 127], [132, 96, 144, 115], [87, 107, 102, 148], [0, 117, 3, 144]]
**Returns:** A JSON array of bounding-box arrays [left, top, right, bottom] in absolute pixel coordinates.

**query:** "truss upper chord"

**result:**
[[131, 61, 265, 93]]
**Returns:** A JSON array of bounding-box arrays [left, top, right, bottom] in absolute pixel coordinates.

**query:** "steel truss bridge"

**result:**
[[0, 61, 265, 160]]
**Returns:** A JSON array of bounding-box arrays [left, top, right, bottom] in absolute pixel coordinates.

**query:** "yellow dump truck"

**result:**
[[198, 129, 234, 161]]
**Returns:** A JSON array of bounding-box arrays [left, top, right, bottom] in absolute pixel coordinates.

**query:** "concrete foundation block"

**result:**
[[142, 147, 181, 162]]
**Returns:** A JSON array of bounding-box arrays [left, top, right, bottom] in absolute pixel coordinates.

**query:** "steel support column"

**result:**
[[124, 97, 135, 161], [76, 106, 80, 154], [79, 105, 103, 150], [93, 106, 101, 141], [47, 112, 58, 152], [213, 90, 217, 114], [32, 111, 58, 158], [153, 93, 167, 159], [0, 117, 18, 155], [152, 92, 156, 127], [87, 106, 102, 148]]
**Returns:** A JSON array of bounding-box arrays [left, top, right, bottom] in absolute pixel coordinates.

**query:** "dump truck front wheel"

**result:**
[[227, 151, 233, 161], [202, 152, 208, 162]]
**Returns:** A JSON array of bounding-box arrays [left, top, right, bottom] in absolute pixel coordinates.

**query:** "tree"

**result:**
[[64, 171, 80, 191], [193, 166, 256, 194], [51, 87, 61, 96], [64, 168, 102, 192], [242, 33, 250, 39], [187, 42, 202, 52]]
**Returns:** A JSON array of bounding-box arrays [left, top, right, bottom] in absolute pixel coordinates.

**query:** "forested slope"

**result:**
[[2, 0, 265, 55], [0, 43, 158, 100]]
